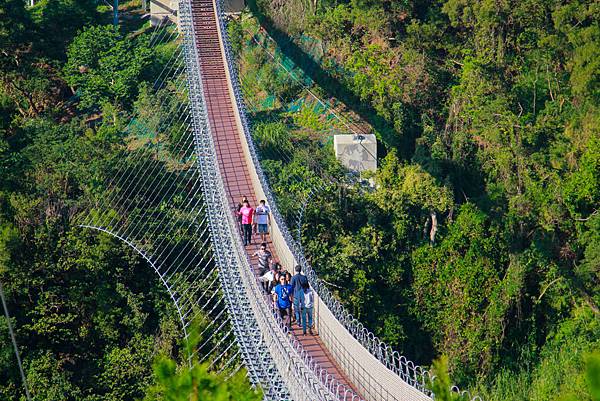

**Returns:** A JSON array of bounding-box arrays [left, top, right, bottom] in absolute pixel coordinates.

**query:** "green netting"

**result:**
[[302, 76, 313, 86], [129, 118, 157, 139], [238, 14, 366, 140], [261, 94, 276, 109], [296, 34, 325, 63], [286, 98, 305, 113], [281, 56, 295, 71], [312, 102, 326, 114]]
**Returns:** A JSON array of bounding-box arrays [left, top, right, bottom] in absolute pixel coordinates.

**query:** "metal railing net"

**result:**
[[178, 1, 364, 399]]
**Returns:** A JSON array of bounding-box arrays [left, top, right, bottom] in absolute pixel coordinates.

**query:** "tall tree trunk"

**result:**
[[429, 211, 438, 245]]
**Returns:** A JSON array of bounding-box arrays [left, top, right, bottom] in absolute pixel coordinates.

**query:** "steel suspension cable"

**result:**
[[0, 282, 31, 401]]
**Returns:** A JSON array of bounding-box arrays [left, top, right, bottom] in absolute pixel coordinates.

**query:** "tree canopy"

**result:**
[[237, 0, 600, 398]]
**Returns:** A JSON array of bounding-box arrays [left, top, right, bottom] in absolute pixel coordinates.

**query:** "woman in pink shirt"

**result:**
[[238, 200, 254, 246]]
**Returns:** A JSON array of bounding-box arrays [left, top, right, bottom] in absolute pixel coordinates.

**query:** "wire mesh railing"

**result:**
[[215, 3, 482, 401], [179, 1, 364, 399], [75, 19, 243, 375]]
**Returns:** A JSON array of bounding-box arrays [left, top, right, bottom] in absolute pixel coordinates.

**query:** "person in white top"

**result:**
[[259, 262, 281, 294], [301, 281, 314, 335], [258, 268, 275, 294], [254, 200, 271, 242]]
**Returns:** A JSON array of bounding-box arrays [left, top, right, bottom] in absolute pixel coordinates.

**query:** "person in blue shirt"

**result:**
[[290, 265, 308, 326], [272, 274, 293, 327]]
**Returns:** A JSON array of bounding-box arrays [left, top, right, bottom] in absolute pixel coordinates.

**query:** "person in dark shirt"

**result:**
[[235, 196, 248, 232], [269, 262, 282, 294], [290, 265, 308, 327], [252, 243, 272, 276]]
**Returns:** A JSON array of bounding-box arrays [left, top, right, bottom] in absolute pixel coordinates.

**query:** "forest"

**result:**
[[230, 0, 600, 399], [0, 0, 598, 400], [0, 0, 260, 399]]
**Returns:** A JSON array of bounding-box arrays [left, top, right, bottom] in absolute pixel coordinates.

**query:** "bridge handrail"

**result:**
[[217, 14, 431, 400], [215, 6, 431, 396], [216, 7, 482, 401], [180, 1, 364, 399]]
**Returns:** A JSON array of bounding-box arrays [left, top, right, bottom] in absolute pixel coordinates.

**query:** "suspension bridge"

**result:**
[[79, 1, 481, 400]]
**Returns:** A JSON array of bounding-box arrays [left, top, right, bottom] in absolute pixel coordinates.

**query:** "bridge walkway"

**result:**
[[190, 0, 359, 398]]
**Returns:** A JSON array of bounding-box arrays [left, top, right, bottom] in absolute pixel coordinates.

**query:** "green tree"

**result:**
[[145, 360, 262, 401], [428, 356, 469, 401], [411, 203, 510, 378], [63, 25, 153, 109], [30, 0, 99, 60], [144, 327, 262, 401], [25, 351, 82, 401], [0, 0, 32, 70], [253, 121, 293, 160], [0, 2, 185, 400]]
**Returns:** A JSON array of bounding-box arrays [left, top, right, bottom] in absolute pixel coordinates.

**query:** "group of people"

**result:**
[[237, 196, 315, 336], [236, 196, 271, 246], [254, 243, 315, 336]]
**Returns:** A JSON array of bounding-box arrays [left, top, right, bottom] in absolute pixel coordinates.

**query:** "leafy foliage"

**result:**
[[428, 356, 469, 401], [144, 321, 262, 401], [63, 25, 153, 109], [0, 1, 187, 399], [244, 0, 600, 397], [146, 359, 262, 401]]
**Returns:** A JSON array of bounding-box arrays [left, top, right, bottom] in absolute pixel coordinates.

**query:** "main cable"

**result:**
[[0, 281, 31, 401]]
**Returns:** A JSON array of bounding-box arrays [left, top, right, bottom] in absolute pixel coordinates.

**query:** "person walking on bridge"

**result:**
[[254, 200, 271, 243], [259, 264, 277, 294], [253, 243, 272, 292], [272, 263, 283, 291], [301, 281, 314, 335], [270, 262, 282, 292], [290, 265, 308, 327], [235, 196, 248, 232], [272, 274, 293, 327], [237, 199, 254, 246], [253, 243, 272, 275]]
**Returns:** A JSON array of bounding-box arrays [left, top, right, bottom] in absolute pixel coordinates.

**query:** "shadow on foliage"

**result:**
[[245, 0, 403, 154]]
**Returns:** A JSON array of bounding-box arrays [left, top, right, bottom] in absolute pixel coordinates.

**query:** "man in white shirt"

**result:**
[[254, 199, 271, 242]]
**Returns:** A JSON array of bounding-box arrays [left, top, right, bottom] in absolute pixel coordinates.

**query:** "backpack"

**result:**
[[304, 289, 314, 308]]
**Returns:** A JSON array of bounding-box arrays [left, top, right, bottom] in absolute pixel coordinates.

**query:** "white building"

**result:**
[[333, 134, 377, 174]]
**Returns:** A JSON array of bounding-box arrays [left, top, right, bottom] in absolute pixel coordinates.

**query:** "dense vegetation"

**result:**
[[0, 1, 176, 398], [0, 1, 257, 399], [1, 0, 598, 398], [231, 0, 600, 399]]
